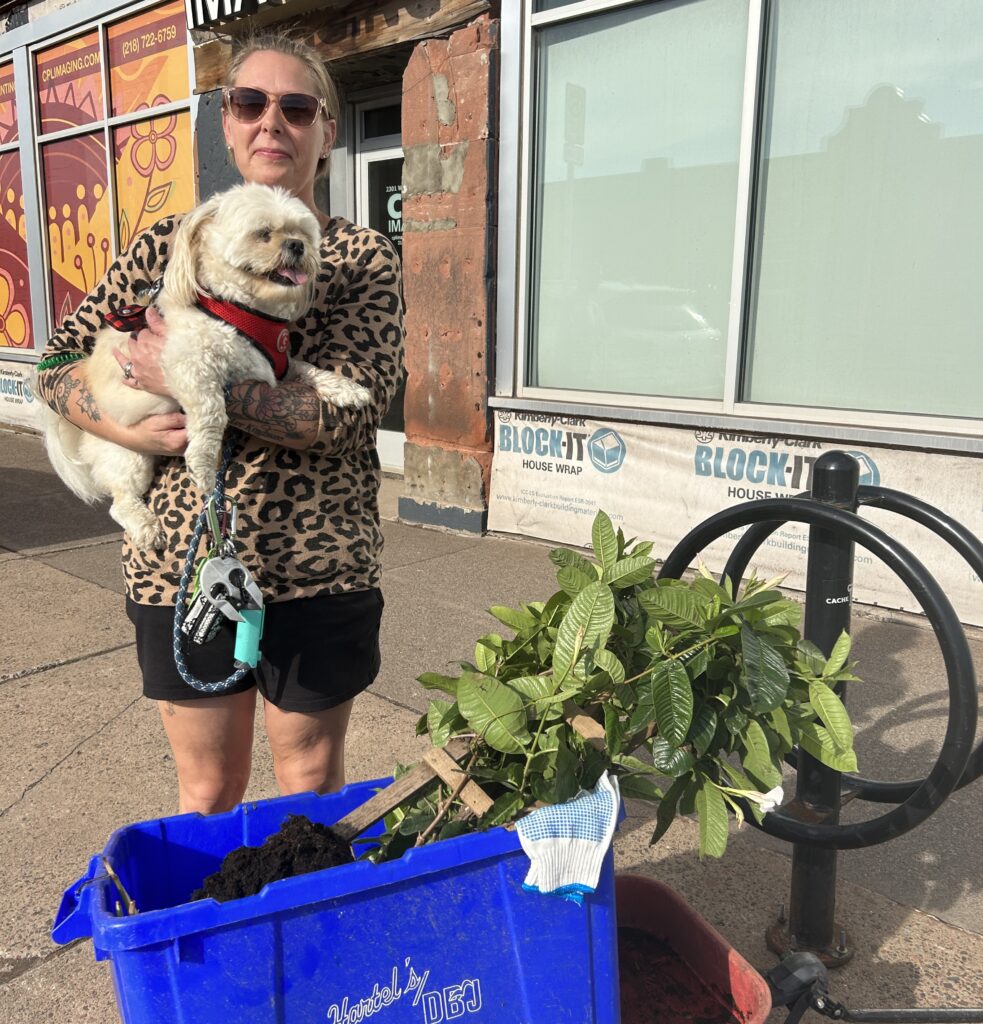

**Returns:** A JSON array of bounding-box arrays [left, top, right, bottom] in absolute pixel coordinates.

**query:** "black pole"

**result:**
[[772, 451, 860, 964]]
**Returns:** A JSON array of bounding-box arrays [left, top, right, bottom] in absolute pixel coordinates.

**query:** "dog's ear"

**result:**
[[164, 195, 220, 308]]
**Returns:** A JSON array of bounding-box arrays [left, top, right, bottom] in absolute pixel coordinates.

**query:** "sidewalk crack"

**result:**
[[0, 694, 142, 821], [0, 940, 82, 988], [0, 642, 135, 686]]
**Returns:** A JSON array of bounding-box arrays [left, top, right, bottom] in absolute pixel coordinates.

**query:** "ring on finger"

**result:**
[[122, 361, 134, 381]]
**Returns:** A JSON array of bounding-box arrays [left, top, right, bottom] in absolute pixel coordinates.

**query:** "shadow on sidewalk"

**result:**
[[0, 466, 117, 551]]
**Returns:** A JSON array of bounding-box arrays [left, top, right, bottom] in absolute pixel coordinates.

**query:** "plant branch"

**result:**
[[414, 749, 480, 847]]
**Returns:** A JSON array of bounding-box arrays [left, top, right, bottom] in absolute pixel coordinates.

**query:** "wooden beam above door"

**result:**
[[193, 0, 490, 94]]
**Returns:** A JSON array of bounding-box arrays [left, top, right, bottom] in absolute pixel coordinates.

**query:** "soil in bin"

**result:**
[[192, 815, 354, 902], [618, 927, 739, 1024]]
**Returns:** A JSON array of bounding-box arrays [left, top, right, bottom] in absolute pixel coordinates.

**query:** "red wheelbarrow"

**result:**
[[616, 874, 772, 1024]]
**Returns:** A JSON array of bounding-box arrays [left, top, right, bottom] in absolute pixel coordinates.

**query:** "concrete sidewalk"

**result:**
[[1, 427, 980, 1022]]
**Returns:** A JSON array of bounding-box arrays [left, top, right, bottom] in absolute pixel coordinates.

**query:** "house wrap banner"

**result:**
[[488, 411, 983, 625]]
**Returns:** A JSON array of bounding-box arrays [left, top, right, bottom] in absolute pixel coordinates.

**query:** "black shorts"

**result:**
[[125, 589, 384, 712]]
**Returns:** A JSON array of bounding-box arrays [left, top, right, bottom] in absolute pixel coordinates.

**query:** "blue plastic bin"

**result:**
[[53, 779, 620, 1023]]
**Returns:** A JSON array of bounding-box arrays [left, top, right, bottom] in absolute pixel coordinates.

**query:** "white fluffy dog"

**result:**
[[42, 183, 369, 550]]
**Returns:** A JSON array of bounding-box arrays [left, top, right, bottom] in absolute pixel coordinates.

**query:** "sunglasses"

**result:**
[[224, 86, 327, 128]]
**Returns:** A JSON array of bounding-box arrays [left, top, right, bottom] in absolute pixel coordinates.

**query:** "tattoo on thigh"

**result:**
[[164, 701, 176, 716]]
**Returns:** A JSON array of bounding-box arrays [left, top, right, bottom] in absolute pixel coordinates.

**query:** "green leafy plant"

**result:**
[[371, 511, 859, 861]]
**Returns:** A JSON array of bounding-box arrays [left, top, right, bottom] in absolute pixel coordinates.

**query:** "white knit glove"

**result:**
[[516, 771, 620, 905]]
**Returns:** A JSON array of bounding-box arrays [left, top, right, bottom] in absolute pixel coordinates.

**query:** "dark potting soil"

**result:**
[[618, 927, 739, 1024], [191, 814, 354, 903]]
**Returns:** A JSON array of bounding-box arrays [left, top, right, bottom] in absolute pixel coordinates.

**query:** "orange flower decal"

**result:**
[[0, 267, 29, 347], [131, 99, 177, 175]]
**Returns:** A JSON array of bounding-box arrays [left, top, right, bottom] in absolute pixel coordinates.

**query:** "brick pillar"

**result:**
[[398, 15, 498, 533]]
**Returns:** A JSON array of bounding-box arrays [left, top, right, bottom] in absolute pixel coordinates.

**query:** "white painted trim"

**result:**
[[722, 0, 764, 413], [489, 394, 983, 453], [495, 0, 522, 396]]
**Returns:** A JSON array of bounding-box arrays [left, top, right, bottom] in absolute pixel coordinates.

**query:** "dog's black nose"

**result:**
[[283, 239, 305, 260]]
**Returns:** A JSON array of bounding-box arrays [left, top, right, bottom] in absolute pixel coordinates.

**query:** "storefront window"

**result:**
[[527, 0, 747, 400], [745, 0, 983, 419], [113, 111, 193, 250], [0, 150, 33, 349], [41, 134, 111, 325], [0, 62, 18, 143], [107, 0, 188, 116], [522, 0, 983, 427], [0, 64, 32, 350], [29, 3, 193, 330], [36, 31, 104, 133]]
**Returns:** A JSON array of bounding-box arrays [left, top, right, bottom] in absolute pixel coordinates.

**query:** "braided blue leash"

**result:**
[[171, 433, 252, 693]]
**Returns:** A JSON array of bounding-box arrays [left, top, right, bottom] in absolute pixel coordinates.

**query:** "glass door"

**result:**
[[354, 98, 405, 473]]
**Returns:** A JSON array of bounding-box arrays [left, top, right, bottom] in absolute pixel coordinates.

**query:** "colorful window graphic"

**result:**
[[36, 32, 104, 133], [107, 1, 188, 117], [0, 64, 17, 143], [113, 110, 193, 251], [0, 151, 33, 348], [41, 133, 112, 325]]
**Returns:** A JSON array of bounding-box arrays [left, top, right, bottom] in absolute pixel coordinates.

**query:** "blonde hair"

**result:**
[[224, 32, 341, 180]]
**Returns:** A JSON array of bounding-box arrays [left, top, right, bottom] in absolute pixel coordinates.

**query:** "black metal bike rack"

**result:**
[[657, 451, 982, 1022]]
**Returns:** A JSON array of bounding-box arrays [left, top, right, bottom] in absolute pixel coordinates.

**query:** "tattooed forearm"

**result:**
[[48, 367, 82, 418], [226, 380, 320, 448], [75, 378, 101, 422], [44, 363, 101, 422]]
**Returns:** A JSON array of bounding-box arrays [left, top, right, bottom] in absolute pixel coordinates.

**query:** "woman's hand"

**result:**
[[123, 411, 189, 456], [113, 307, 172, 397]]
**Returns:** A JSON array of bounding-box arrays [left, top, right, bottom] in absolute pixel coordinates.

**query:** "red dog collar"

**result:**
[[195, 292, 291, 380], [101, 288, 292, 381]]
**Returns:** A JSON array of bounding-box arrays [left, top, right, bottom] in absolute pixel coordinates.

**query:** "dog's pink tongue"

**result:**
[[279, 267, 308, 285]]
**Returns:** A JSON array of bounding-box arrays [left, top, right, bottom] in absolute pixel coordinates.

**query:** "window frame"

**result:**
[[496, 0, 983, 453], [0, 0, 197, 361]]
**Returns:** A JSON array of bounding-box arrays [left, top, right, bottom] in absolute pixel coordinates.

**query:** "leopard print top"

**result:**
[[37, 214, 404, 606]]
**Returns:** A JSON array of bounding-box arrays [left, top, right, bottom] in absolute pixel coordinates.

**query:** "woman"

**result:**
[[36, 34, 404, 815]]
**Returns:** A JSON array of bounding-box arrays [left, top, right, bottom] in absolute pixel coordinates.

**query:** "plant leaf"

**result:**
[[638, 585, 705, 629], [740, 626, 790, 712], [769, 707, 794, 752], [741, 719, 782, 788], [618, 773, 665, 801], [592, 511, 619, 570], [650, 737, 696, 777], [549, 547, 596, 576], [823, 630, 852, 677], [488, 605, 538, 632], [426, 699, 455, 746], [688, 704, 718, 758], [796, 639, 827, 676], [552, 580, 615, 680], [557, 565, 595, 596], [506, 674, 568, 719], [475, 637, 498, 673], [652, 660, 694, 748], [457, 671, 530, 753], [486, 791, 526, 827], [650, 775, 689, 846], [601, 555, 655, 588], [808, 680, 853, 752], [593, 648, 625, 685], [798, 722, 859, 772], [696, 777, 730, 858], [417, 671, 459, 697]]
